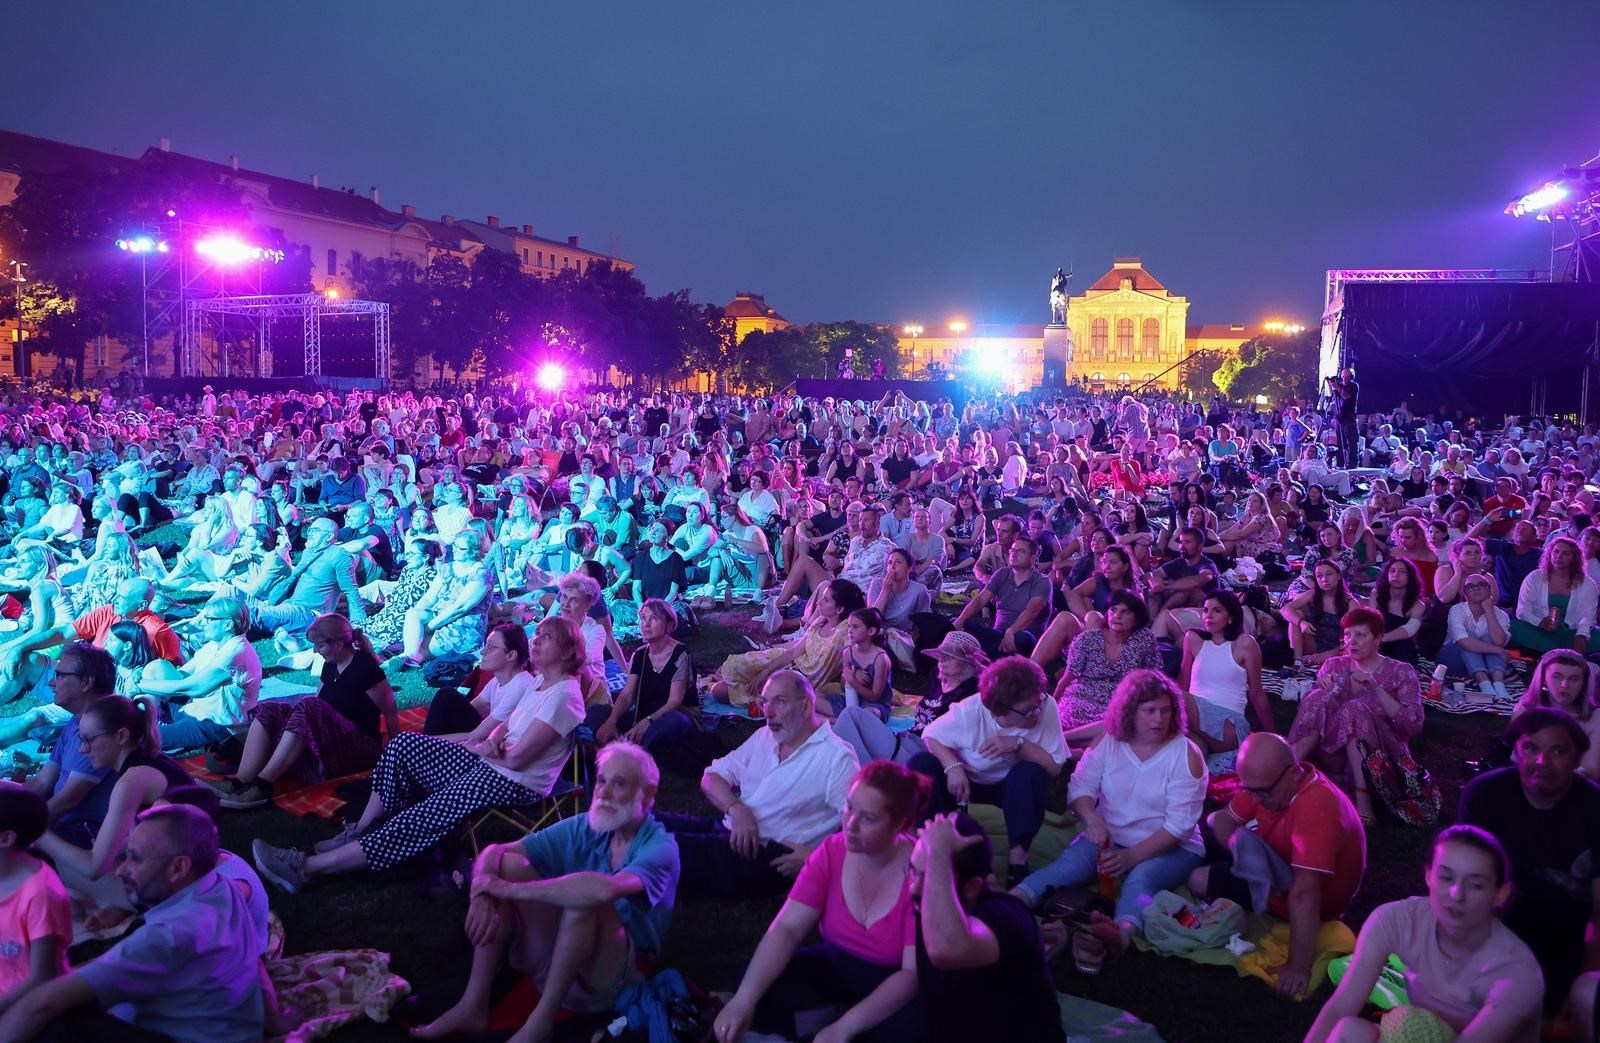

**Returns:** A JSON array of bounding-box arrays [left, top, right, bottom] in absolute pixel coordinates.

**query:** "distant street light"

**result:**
[[948, 320, 967, 368], [903, 324, 923, 374]]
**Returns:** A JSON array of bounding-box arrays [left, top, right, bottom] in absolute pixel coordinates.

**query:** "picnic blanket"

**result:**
[[1132, 901, 1356, 1001], [264, 912, 411, 1043], [180, 706, 429, 819], [1059, 992, 1167, 1042]]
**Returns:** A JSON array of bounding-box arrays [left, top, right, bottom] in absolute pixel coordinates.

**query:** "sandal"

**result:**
[[1353, 784, 1377, 826]]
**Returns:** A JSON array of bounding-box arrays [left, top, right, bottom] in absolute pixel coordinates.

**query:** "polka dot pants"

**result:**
[[357, 732, 541, 872]]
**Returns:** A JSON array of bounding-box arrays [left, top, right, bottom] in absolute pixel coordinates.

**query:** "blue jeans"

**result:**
[[159, 711, 235, 753], [1436, 641, 1507, 678], [1015, 832, 1204, 929], [247, 600, 318, 638]]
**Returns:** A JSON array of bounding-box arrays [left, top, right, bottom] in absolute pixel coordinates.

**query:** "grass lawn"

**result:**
[[208, 602, 1501, 1043]]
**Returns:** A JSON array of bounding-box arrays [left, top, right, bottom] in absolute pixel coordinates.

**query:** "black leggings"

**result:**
[[753, 941, 923, 1043], [116, 492, 171, 526]]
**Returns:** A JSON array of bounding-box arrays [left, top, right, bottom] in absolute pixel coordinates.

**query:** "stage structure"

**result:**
[[1505, 152, 1600, 284], [183, 294, 391, 379], [1320, 269, 1600, 419]]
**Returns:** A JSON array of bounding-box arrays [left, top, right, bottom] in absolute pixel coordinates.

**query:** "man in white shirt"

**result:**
[[135, 597, 262, 752], [659, 671, 858, 897]]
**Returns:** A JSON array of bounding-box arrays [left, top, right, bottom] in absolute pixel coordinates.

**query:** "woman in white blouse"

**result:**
[[1010, 669, 1207, 959], [1439, 574, 1512, 698]]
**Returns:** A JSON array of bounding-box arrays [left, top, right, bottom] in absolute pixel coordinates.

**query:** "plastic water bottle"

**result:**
[[1426, 663, 1447, 702], [843, 682, 861, 709]]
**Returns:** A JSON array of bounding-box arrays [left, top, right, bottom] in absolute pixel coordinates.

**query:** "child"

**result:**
[[825, 608, 893, 724], [0, 783, 71, 1015]]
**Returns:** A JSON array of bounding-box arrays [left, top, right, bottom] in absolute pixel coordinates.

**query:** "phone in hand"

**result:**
[[1503, 508, 1523, 520]]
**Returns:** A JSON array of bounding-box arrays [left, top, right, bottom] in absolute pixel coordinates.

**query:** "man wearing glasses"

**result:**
[[132, 598, 262, 753], [22, 642, 116, 842], [0, 804, 263, 1042], [1184, 732, 1367, 999]]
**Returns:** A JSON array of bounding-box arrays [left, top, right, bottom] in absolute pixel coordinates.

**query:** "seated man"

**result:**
[[132, 597, 262, 752], [240, 516, 369, 650], [1146, 527, 1219, 620], [952, 534, 1049, 658], [913, 811, 1066, 1043], [0, 804, 264, 1043], [22, 643, 115, 843], [660, 670, 858, 897], [1459, 707, 1600, 1020], [413, 742, 679, 1042], [1188, 732, 1367, 998]]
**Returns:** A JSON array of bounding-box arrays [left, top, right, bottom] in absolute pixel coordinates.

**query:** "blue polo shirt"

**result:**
[[520, 813, 680, 956], [46, 716, 112, 846], [78, 870, 264, 1043]]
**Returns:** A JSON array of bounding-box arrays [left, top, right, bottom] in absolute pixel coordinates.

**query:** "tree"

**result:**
[[1213, 331, 1319, 405], [735, 328, 824, 392], [809, 322, 903, 380]]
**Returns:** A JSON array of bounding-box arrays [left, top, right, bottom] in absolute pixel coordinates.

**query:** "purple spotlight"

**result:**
[[536, 363, 566, 391], [1508, 182, 1568, 217], [194, 235, 285, 265]]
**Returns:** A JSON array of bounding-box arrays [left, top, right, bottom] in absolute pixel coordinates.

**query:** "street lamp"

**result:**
[[948, 320, 966, 373], [903, 324, 923, 375], [7, 259, 26, 381]]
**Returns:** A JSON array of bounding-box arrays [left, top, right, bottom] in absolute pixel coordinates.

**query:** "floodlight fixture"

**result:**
[[536, 363, 566, 391], [195, 235, 285, 265], [1507, 182, 1569, 218]]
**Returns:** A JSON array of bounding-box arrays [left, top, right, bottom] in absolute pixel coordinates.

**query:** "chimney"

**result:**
[[521, 224, 532, 235], [441, 215, 454, 226], [370, 187, 380, 204], [567, 235, 579, 247], [487, 215, 500, 228], [158, 137, 171, 153], [229, 154, 239, 171], [311, 174, 319, 189], [401, 204, 416, 218]]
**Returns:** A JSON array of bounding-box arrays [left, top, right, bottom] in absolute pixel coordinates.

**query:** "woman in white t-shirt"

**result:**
[[1305, 826, 1543, 1043], [250, 616, 587, 892], [1011, 670, 1206, 959]]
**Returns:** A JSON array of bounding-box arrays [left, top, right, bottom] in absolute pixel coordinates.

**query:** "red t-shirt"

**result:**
[[1226, 766, 1366, 920], [73, 606, 184, 665]]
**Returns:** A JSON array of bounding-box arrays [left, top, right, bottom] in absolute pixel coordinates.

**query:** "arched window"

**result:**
[[1116, 319, 1134, 359], [1142, 318, 1160, 359], [1116, 372, 1131, 385], [1090, 319, 1107, 359], [1090, 371, 1104, 383]]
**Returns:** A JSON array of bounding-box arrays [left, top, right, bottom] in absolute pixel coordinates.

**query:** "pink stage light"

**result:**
[[535, 363, 566, 391], [194, 235, 286, 265], [1508, 182, 1568, 217]]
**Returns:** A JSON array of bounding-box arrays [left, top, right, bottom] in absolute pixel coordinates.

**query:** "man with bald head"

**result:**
[[1187, 733, 1366, 998]]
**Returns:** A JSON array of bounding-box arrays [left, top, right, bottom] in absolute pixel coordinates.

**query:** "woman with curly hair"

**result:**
[[1369, 558, 1426, 665], [1511, 534, 1597, 656], [714, 579, 863, 707], [1011, 669, 1206, 958]]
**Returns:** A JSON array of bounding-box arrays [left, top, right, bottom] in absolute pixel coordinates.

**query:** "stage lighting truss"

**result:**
[[182, 293, 390, 379], [1506, 158, 1600, 283]]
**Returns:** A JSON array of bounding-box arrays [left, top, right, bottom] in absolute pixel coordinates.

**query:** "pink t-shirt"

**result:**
[[1361, 897, 1543, 1037], [0, 860, 72, 994], [789, 832, 915, 968]]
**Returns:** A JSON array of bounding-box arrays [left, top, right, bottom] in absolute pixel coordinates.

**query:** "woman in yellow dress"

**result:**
[[712, 579, 865, 706]]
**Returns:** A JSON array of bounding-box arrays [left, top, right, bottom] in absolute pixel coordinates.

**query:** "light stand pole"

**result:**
[[903, 324, 923, 377], [7, 260, 26, 382]]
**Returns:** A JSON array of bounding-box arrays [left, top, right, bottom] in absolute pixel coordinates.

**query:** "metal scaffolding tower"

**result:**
[[183, 294, 390, 379]]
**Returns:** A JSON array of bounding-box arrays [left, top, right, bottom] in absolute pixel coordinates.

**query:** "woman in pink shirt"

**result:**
[[0, 786, 71, 1016], [713, 761, 928, 1043], [1305, 825, 1544, 1043]]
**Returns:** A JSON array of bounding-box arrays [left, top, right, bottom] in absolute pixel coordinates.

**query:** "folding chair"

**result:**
[[466, 726, 595, 855]]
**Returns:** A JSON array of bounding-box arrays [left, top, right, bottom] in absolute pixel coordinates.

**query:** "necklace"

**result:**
[[847, 849, 903, 926]]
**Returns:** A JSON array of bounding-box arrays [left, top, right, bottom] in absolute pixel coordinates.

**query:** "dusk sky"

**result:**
[[9, 1, 1599, 328]]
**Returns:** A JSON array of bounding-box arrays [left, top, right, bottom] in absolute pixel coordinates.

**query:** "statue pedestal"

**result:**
[[1043, 324, 1073, 387]]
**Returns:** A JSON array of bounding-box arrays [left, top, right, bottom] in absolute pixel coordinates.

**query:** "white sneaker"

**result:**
[[762, 597, 783, 635], [1479, 680, 1497, 698]]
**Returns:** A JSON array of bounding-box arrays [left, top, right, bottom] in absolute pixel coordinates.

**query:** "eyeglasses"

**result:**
[[1243, 763, 1293, 798], [78, 731, 110, 746]]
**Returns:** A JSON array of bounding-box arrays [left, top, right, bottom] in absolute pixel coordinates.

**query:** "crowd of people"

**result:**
[[0, 372, 1595, 1042]]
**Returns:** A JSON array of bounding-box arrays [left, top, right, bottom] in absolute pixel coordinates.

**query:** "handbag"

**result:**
[[1359, 739, 1441, 826]]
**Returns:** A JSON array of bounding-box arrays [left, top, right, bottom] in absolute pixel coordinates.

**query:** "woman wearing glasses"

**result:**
[[34, 694, 190, 917]]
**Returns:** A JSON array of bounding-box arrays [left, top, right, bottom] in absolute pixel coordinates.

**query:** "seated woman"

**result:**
[[701, 501, 773, 609], [395, 529, 494, 669], [834, 631, 987, 769], [1110, 501, 1154, 572], [1012, 670, 1206, 958], [712, 761, 928, 1043], [912, 656, 1069, 886], [1304, 826, 1543, 1043], [35, 695, 191, 916], [362, 538, 440, 653], [595, 598, 695, 753], [1217, 491, 1282, 560], [1439, 574, 1512, 698], [865, 549, 933, 671], [1056, 591, 1164, 745], [1389, 518, 1440, 598], [713, 579, 863, 707], [422, 622, 539, 738], [0, 547, 70, 709], [1281, 523, 1360, 602], [1369, 558, 1425, 665], [209, 613, 400, 809], [104, 620, 183, 697], [1065, 544, 1144, 633], [1512, 535, 1597, 656], [1178, 592, 1275, 773], [1433, 536, 1490, 609], [1280, 560, 1354, 668], [250, 615, 588, 891], [154, 497, 238, 591], [1287, 607, 1424, 824], [1511, 648, 1600, 776]]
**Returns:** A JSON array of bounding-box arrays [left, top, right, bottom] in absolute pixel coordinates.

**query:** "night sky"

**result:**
[[8, 1, 1599, 328]]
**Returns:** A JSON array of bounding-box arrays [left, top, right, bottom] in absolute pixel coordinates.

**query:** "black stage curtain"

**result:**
[[1338, 282, 1600, 415]]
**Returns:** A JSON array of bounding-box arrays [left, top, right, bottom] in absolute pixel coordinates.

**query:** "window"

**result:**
[[537, 251, 543, 267], [1142, 318, 1160, 359], [1116, 319, 1134, 359], [1090, 319, 1107, 359], [1117, 371, 1131, 384], [522, 249, 530, 263], [562, 256, 569, 269], [1090, 372, 1104, 383], [326, 249, 338, 277], [351, 250, 363, 273]]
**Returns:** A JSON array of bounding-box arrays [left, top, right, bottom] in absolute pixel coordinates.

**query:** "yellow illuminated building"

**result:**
[[724, 292, 794, 344]]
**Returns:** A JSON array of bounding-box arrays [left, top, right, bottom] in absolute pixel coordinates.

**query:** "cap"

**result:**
[[926, 631, 986, 663]]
